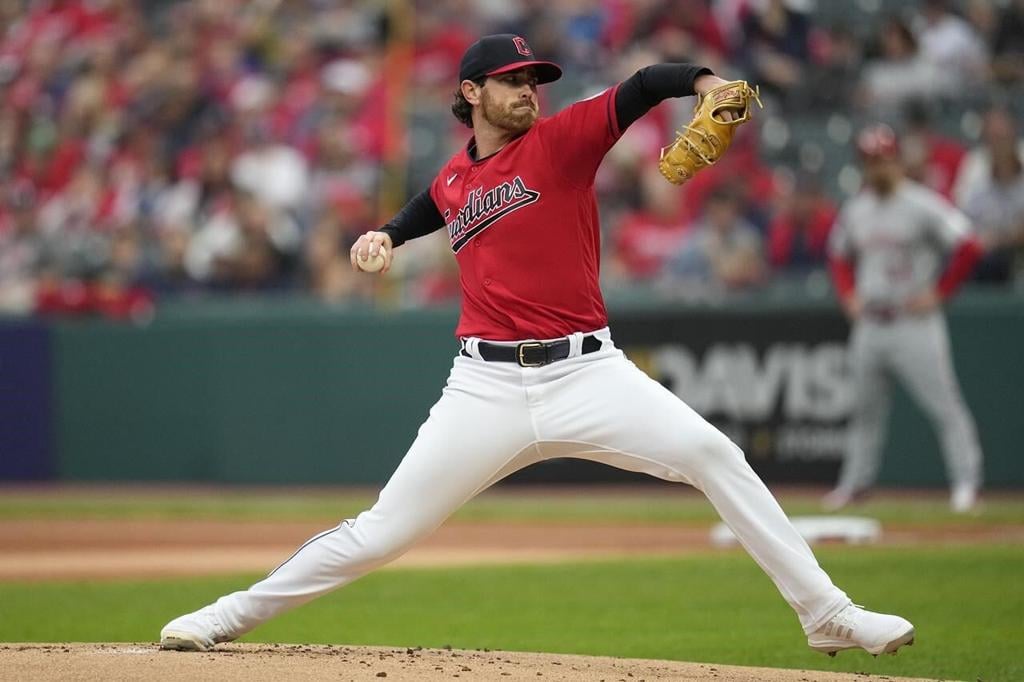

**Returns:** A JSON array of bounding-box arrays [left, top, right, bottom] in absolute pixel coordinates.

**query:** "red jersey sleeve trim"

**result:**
[[607, 83, 622, 140], [937, 237, 983, 299], [428, 176, 441, 212], [828, 255, 856, 301]]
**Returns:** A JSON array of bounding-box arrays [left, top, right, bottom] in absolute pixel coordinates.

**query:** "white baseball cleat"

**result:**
[[950, 484, 979, 514], [160, 605, 234, 651], [808, 603, 915, 657]]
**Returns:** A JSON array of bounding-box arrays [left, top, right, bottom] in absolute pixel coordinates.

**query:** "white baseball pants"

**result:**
[[211, 328, 849, 638]]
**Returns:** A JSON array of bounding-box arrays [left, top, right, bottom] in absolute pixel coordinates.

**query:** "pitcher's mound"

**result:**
[[2, 643, 926, 681]]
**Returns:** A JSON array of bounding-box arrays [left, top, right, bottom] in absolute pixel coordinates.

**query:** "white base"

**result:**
[[710, 515, 882, 547]]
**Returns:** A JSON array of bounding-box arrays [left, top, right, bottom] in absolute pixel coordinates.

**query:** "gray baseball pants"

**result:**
[[838, 312, 983, 492]]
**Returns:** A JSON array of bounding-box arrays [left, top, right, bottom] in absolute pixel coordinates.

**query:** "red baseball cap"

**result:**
[[458, 34, 562, 85], [856, 123, 900, 158]]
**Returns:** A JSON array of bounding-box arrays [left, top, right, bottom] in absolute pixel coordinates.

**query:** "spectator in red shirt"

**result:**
[[610, 168, 689, 282], [625, 0, 729, 59], [676, 125, 776, 228], [767, 173, 837, 273], [901, 99, 967, 200]]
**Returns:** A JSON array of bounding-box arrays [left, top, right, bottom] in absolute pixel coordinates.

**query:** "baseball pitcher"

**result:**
[[162, 35, 914, 658], [825, 124, 985, 513]]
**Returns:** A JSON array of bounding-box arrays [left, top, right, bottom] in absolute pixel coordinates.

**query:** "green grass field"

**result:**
[[2, 488, 1023, 681], [0, 547, 1021, 681]]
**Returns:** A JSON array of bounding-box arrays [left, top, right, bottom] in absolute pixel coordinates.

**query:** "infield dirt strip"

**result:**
[[2, 517, 1020, 580], [0, 519, 713, 580], [0, 644, 933, 682]]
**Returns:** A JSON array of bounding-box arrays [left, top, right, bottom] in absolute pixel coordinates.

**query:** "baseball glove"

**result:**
[[658, 80, 762, 185]]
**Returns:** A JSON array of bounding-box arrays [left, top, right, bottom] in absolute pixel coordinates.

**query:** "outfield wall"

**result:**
[[2, 292, 1021, 486], [0, 319, 52, 480]]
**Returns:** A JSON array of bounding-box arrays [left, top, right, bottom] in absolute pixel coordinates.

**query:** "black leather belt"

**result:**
[[462, 334, 603, 367]]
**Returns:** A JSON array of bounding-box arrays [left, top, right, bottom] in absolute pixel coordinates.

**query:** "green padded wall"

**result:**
[[52, 294, 1024, 486]]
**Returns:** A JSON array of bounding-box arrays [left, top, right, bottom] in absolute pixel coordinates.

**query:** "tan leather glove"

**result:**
[[658, 80, 762, 185]]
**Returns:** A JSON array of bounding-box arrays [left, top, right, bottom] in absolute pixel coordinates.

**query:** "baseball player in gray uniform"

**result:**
[[826, 124, 985, 513]]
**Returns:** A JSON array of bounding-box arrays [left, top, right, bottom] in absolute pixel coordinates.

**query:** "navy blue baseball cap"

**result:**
[[458, 34, 562, 85]]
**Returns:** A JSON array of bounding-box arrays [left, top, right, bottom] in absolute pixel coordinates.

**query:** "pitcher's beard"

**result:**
[[482, 91, 537, 134]]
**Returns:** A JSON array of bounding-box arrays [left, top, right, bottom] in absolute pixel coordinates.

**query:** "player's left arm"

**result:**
[[907, 196, 984, 314], [539, 63, 724, 188], [614, 64, 735, 131]]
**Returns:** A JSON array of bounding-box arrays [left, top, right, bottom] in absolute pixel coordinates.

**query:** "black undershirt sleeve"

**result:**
[[378, 188, 445, 248], [614, 63, 713, 132]]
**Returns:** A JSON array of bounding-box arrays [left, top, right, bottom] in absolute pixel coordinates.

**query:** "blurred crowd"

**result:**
[[0, 0, 1022, 318]]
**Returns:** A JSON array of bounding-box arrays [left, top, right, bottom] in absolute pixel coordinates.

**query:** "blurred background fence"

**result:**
[[1, 0, 1023, 487], [2, 289, 1022, 486]]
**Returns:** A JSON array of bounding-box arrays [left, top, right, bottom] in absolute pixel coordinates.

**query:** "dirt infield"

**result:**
[[0, 519, 711, 580], [0, 644, 933, 682], [3, 516, 1022, 581]]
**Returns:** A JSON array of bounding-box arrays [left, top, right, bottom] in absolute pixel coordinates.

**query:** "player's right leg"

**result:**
[[160, 355, 539, 650], [826, 321, 892, 510]]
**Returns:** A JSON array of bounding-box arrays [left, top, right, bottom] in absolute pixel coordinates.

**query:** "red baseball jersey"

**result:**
[[430, 86, 622, 341]]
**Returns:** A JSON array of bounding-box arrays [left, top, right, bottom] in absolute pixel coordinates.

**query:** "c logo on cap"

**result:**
[[513, 36, 532, 56]]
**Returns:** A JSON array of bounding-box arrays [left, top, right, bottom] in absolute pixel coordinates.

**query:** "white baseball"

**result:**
[[357, 247, 387, 273]]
